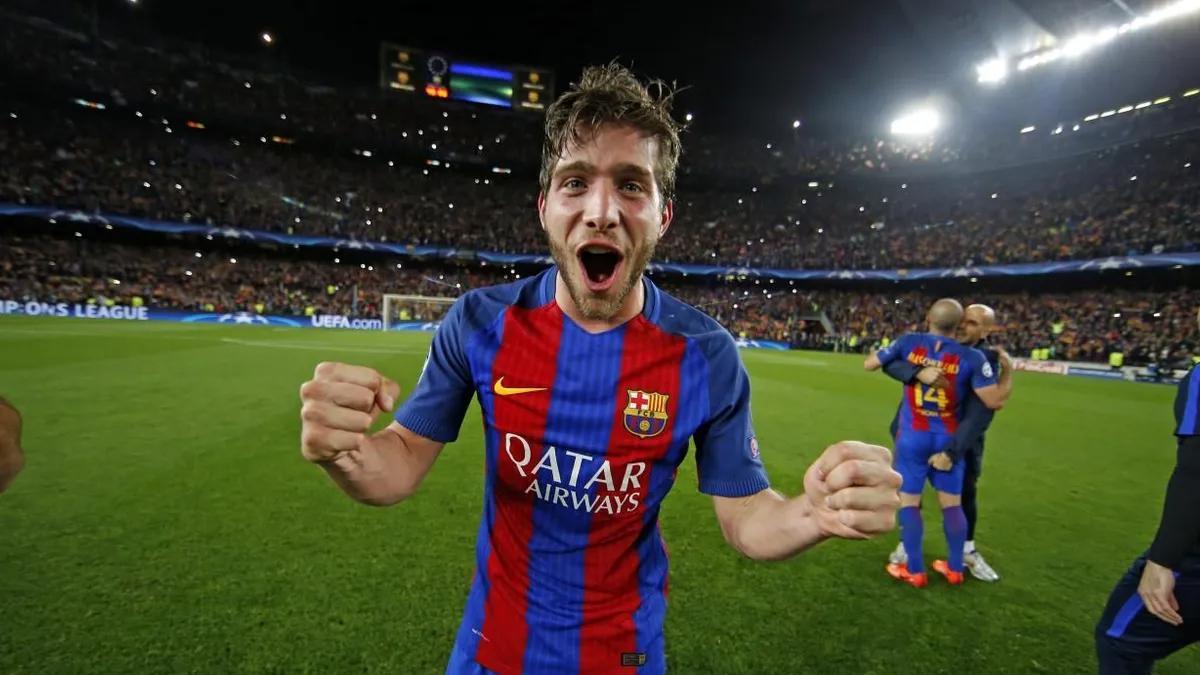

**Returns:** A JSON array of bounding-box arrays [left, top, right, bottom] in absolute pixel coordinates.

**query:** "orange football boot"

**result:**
[[932, 559, 965, 585], [886, 562, 928, 588]]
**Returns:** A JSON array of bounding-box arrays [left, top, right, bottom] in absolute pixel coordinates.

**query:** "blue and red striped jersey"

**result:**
[[877, 332, 996, 435], [395, 266, 770, 675]]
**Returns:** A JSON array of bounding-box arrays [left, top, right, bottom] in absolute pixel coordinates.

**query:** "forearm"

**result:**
[[720, 489, 826, 561], [883, 360, 921, 385], [948, 403, 992, 460], [1148, 438, 1200, 569], [995, 368, 1013, 405], [318, 427, 424, 506], [863, 353, 882, 371]]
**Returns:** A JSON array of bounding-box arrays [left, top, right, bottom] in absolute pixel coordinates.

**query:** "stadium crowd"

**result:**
[[3, 102, 1199, 272], [2, 234, 1196, 367], [2, 5, 1199, 370]]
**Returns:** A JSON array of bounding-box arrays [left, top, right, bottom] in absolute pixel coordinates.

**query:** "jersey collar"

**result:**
[[539, 265, 661, 323]]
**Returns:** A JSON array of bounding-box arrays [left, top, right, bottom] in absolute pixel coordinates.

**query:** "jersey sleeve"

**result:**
[[882, 358, 923, 385], [876, 334, 914, 366], [393, 296, 476, 443], [693, 333, 771, 497], [968, 348, 998, 389], [1175, 366, 1200, 436]]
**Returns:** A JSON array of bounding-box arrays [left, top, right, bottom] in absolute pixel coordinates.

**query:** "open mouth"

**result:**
[[576, 242, 625, 293]]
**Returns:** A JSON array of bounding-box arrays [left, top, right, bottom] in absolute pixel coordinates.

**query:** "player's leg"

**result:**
[[1095, 555, 1200, 674], [888, 426, 913, 567], [961, 439, 1000, 581], [961, 442, 980, 547], [931, 446, 968, 582], [888, 431, 931, 586]]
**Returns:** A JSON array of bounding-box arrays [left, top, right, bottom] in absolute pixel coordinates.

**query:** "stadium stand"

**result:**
[[1, 7, 1198, 369]]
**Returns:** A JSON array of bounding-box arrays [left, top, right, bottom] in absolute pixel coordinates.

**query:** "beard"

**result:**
[[547, 233, 657, 322]]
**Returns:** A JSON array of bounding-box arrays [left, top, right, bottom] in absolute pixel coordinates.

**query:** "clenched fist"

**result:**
[[802, 441, 902, 540], [299, 362, 401, 463]]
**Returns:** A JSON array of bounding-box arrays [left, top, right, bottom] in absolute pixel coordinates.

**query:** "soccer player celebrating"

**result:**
[[882, 304, 1012, 581], [0, 396, 24, 494], [298, 64, 902, 674], [1095, 309, 1200, 673], [864, 299, 1010, 587]]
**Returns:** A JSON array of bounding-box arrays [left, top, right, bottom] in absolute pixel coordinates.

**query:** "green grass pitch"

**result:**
[[1, 315, 1196, 674]]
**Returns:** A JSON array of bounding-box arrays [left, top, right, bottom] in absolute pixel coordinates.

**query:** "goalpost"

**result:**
[[381, 294, 457, 331]]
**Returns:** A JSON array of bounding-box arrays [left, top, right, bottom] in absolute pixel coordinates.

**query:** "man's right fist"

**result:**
[[299, 362, 401, 463]]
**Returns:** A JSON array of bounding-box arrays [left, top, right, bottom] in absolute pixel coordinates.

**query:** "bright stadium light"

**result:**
[[991, 0, 1200, 83], [685, 112, 694, 122], [890, 108, 940, 136], [792, 119, 801, 128], [1020, 125, 1036, 134], [976, 57, 1007, 84], [1061, 26, 1118, 58], [261, 32, 274, 45]]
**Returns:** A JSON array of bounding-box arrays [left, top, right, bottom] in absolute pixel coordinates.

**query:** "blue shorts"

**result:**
[[894, 429, 964, 495]]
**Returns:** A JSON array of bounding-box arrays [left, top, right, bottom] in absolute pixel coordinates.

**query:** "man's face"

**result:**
[[538, 124, 673, 321], [958, 308, 991, 344]]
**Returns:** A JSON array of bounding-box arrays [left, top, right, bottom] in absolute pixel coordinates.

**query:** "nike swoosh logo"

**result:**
[[493, 377, 547, 396]]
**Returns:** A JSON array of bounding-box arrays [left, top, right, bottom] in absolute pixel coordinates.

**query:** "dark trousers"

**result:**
[[1095, 555, 1200, 674], [962, 440, 984, 541]]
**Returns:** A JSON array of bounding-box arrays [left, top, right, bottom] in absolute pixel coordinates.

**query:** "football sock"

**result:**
[[943, 506, 968, 572], [898, 506, 924, 574]]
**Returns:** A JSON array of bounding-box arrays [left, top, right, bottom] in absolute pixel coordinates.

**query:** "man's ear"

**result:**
[[537, 190, 547, 231], [659, 198, 674, 237]]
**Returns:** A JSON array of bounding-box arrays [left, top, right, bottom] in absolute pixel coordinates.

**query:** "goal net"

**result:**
[[381, 294, 457, 331]]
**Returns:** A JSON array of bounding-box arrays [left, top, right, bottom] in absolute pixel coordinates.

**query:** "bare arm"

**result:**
[[0, 397, 24, 494], [711, 441, 901, 561], [314, 422, 444, 506], [299, 362, 444, 506], [863, 352, 883, 371], [712, 489, 821, 561]]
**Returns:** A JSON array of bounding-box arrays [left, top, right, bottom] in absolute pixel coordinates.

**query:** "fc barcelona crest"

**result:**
[[623, 389, 670, 439]]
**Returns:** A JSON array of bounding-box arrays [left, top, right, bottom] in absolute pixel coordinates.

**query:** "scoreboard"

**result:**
[[379, 43, 554, 112]]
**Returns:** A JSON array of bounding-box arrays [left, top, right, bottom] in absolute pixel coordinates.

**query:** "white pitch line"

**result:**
[[219, 337, 427, 354], [0, 325, 208, 339]]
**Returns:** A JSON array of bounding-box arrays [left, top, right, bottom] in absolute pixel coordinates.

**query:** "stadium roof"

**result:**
[[56, 0, 1200, 139]]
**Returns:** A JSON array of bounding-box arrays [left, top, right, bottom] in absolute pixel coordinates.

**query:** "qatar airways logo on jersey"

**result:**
[[503, 432, 645, 515]]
